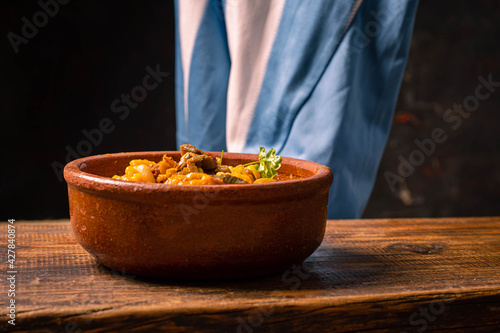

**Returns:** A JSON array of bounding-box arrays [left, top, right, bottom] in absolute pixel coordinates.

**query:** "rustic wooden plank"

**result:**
[[1, 217, 500, 332]]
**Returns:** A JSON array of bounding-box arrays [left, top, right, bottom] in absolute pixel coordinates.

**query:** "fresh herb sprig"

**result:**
[[243, 147, 282, 178]]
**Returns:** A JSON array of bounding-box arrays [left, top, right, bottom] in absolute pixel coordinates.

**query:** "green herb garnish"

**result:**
[[220, 150, 224, 165], [243, 147, 282, 178]]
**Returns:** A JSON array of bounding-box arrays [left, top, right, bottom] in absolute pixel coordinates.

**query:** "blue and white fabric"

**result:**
[[174, 0, 419, 218]]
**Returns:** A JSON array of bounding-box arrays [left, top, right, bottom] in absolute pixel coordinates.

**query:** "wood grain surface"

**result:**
[[1, 217, 500, 332]]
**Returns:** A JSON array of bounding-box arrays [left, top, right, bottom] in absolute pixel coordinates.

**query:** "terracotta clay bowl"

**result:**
[[64, 151, 333, 279]]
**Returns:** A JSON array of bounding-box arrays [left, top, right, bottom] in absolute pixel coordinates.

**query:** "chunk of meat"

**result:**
[[180, 144, 205, 156], [176, 153, 204, 172], [201, 155, 217, 171], [214, 173, 248, 184]]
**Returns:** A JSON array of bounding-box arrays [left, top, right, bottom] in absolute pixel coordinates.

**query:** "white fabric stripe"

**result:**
[[225, 0, 287, 152], [178, 0, 209, 124]]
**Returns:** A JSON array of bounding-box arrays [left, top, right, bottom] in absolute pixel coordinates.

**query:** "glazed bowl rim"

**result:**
[[64, 151, 333, 195]]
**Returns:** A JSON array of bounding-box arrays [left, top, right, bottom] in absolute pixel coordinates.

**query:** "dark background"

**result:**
[[1, 0, 499, 220]]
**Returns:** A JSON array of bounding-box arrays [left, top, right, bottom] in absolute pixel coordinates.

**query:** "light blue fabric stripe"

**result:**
[[245, 0, 419, 218], [175, 0, 230, 151], [242, 0, 361, 154], [173, 0, 186, 146]]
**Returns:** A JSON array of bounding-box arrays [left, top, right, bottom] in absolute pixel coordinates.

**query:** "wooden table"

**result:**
[[2, 217, 500, 332]]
